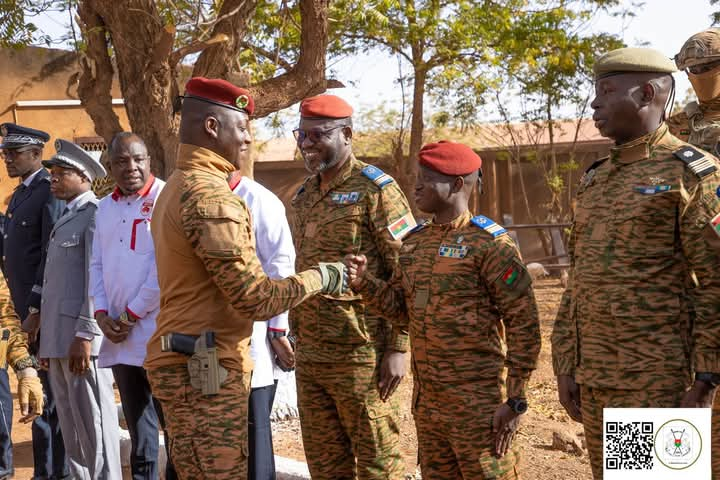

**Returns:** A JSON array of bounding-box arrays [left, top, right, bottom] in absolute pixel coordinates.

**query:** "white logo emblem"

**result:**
[[683, 150, 694, 158], [655, 419, 702, 469]]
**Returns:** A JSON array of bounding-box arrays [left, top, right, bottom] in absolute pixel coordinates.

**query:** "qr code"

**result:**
[[605, 421, 654, 470]]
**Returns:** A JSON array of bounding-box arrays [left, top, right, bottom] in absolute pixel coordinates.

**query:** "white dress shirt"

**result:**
[[89, 177, 165, 367], [232, 176, 295, 388], [22, 167, 44, 187]]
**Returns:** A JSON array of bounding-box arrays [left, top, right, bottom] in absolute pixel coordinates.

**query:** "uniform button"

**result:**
[[3, 235, 6, 239], [21, 221, 26, 226], [6, 213, 11, 219], [41, 299, 45, 304], [122, 220, 125, 223]]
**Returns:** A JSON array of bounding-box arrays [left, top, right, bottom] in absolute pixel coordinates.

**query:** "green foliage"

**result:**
[[0, 0, 57, 48]]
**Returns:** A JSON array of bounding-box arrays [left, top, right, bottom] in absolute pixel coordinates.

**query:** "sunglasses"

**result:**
[[687, 59, 720, 75], [292, 126, 346, 144]]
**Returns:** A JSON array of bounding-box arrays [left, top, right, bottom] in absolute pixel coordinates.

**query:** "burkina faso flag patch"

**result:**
[[502, 265, 519, 286], [494, 259, 530, 295], [711, 213, 720, 238]]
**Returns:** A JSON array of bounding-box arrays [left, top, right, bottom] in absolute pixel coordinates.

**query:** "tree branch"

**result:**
[[238, 40, 293, 71], [192, 0, 256, 79], [170, 33, 230, 68], [75, 0, 122, 144]]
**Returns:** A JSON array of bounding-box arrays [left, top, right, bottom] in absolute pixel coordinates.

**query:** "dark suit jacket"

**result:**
[[1, 169, 64, 318]]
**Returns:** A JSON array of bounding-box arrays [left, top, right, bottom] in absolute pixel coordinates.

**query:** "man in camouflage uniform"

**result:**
[[290, 95, 414, 479], [0, 272, 44, 425], [668, 29, 720, 479], [145, 78, 345, 480], [552, 47, 720, 479], [668, 29, 720, 154], [345, 141, 541, 479]]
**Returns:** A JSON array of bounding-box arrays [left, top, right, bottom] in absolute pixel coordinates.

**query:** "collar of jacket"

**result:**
[[429, 210, 472, 230], [176, 143, 235, 179], [610, 123, 671, 165]]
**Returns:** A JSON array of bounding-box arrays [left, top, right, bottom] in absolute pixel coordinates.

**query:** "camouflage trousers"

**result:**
[[414, 379, 520, 479], [296, 359, 405, 480], [580, 385, 685, 480], [147, 364, 251, 480]]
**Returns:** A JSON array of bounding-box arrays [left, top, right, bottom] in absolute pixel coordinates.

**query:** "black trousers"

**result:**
[[248, 381, 278, 480], [112, 364, 177, 480]]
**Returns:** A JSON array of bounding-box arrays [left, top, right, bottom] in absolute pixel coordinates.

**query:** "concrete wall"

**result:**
[[0, 46, 129, 206]]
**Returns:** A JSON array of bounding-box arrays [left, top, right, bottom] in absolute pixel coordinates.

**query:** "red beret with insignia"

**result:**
[[418, 141, 482, 176], [184, 77, 254, 115], [300, 95, 353, 119]]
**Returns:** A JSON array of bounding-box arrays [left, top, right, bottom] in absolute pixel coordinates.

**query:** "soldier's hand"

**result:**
[[22, 312, 41, 345], [492, 403, 520, 458], [68, 337, 92, 376], [343, 254, 368, 291], [557, 374, 583, 423], [378, 350, 406, 401], [317, 262, 347, 296], [680, 380, 716, 408], [17, 367, 43, 423], [96, 313, 128, 344], [271, 336, 296, 372]]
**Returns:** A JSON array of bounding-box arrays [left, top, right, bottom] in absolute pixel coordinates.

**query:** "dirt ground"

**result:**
[[7, 278, 590, 479], [272, 278, 593, 479]]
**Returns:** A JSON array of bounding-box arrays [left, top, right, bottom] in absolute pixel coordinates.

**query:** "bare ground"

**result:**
[[8, 278, 589, 479], [272, 278, 593, 479]]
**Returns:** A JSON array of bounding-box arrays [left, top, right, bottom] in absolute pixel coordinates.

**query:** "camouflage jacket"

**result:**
[[667, 98, 720, 155], [358, 210, 541, 398], [552, 124, 720, 390], [146, 144, 323, 372], [290, 156, 414, 363], [0, 275, 34, 372]]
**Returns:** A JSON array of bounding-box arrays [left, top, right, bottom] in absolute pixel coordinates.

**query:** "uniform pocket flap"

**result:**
[[326, 204, 363, 223], [196, 202, 243, 222], [479, 449, 519, 478], [59, 298, 82, 317]]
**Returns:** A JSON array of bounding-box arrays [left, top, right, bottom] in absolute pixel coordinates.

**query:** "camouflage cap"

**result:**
[[675, 29, 720, 70], [593, 47, 677, 80]]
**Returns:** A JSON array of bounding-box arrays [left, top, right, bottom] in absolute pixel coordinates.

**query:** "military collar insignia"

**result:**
[[455, 235, 464, 244], [330, 191, 360, 205], [438, 243, 470, 258], [471, 215, 506, 238], [673, 146, 717, 178]]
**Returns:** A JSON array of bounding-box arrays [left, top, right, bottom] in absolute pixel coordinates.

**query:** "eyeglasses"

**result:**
[[292, 126, 346, 144], [50, 169, 81, 180], [687, 59, 720, 75]]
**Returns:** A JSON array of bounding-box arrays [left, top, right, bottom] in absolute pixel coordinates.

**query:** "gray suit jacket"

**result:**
[[40, 192, 102, 359]]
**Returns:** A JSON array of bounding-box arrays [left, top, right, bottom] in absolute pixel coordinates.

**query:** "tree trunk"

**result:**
[[192, 0, 257, 79], [77, 0, 332, 178], [75, 2, 123, 145], [400, 65, 426, 214]]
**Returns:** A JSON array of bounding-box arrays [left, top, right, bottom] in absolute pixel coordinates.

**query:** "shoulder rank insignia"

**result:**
[[361, 165, 394, 188], [579, 157, 608, 188], [471, 215, 506, 238], [673, 146, 717, 178]]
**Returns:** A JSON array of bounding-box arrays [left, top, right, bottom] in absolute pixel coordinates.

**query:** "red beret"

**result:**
[[184, 77, 254, 115], [418, 141, 482, 176], [300, 95, 353, 119]]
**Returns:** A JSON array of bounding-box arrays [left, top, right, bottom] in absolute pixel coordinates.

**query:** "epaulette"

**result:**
[[470, 215, 507, 238], [361, 165, 394, 189], [673, 146, 717, 178], [579, 157, 607, 188]]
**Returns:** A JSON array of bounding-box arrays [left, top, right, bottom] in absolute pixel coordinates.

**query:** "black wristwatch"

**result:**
[[506, 397, 528, 414], [268, 330, 287, 340], [695, 372, 720, 388]]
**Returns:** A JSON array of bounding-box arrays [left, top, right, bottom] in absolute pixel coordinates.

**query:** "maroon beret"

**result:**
[[300, 95, 353, 119], [418, 141, 482, 176], [184, 77, 254, 115]]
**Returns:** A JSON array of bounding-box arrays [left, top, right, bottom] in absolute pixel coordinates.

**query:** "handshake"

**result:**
[[315, 255, 368, 295]]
